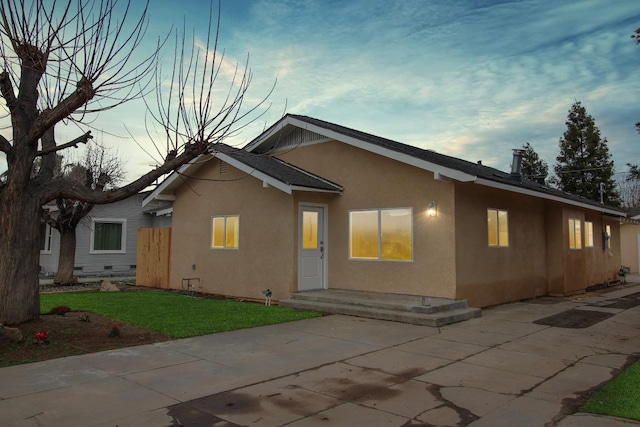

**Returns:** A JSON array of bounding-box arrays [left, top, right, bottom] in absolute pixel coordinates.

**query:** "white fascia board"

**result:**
[[277, 117, 476, 183], [141, 156, 205, 207], [215, 152, 292, 195], [155, 207, 173, 216], [290, 185, 342, 194], [475, 178, 625, 216]]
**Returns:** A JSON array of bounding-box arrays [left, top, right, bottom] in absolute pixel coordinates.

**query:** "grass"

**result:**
[[581, 359, 640, 421], [40, 290, 321, 338]]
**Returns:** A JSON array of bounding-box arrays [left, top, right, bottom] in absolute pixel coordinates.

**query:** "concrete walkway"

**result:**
[[1, 285, 640, 426]]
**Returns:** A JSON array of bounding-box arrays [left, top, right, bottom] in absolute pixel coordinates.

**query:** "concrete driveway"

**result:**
[[1, 284, 639, 426]]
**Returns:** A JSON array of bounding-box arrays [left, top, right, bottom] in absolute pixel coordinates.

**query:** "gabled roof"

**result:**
[[142, 143, 342, 207], [244, 114, 625, 217]]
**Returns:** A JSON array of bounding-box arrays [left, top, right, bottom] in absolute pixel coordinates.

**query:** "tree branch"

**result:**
[[0, 71, 18, 113], [30, 79, 95, 143], [35, 131, 92, 156], [0, 134, 12, 155], [38, 143, 208, 205]]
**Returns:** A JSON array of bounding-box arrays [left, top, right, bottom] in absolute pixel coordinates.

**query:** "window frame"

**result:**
[[568, 218, 582, 250], [487, 208, 509, 248], [211, 214, 240, 250], [40, 222, 53, 254], [584, 221, 594, 248], [348, 207, 413, 262], [90, 218, 127, 254]]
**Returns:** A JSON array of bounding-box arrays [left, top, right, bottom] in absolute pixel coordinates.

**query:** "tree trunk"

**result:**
[[0, 191, 42, 325], [54, 227, 78, 286]]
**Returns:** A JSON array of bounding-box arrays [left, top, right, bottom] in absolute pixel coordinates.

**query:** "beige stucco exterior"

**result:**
[[165, 135, 623, 308], [621, 222, 640, 273]]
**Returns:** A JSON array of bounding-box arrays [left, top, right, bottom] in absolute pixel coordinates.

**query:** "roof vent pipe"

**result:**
[[510, 149, 524, 181]]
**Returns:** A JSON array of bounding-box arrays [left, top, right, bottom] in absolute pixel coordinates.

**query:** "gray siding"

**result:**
[[39, 194, 157, 276]]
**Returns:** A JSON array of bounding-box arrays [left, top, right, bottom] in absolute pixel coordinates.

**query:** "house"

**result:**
[[143, 114, 625, 308], [39, 192, 171, 277], [620, 208, 640, 274]]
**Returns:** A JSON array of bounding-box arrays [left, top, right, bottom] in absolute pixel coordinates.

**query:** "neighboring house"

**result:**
[[143, 114, 625, 308], [39, 192, 172, 277], [620, 208, 640, 273]]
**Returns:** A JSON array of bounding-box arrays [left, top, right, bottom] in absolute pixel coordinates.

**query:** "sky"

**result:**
[[1, 0, 639, 183]]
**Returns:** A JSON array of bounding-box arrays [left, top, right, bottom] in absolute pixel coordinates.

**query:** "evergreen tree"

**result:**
[[521, 142, 548, 184], [554, 101, 621, 207]]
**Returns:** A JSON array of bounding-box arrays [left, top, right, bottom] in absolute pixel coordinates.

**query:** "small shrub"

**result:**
[[106, 323, 123, 337], [33, 330, 49, 344], [78, 313, 90, 322], [49, 306, 70, 316]]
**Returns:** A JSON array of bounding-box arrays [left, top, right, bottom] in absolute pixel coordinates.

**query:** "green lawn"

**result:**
[[41, 290, 321, 338], [581, 359, 640, 421]]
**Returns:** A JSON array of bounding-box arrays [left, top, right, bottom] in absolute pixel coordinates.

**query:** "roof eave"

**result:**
[[475, 178, 626, 216]]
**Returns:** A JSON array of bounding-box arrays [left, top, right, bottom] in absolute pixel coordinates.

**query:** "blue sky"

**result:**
[[2, 0, 639, 182]]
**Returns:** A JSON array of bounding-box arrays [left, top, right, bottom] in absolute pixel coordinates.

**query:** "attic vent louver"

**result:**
[[278, 128, 327, 149], [219, 161, 228, 174]]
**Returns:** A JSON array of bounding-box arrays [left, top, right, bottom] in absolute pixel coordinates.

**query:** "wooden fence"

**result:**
[[136, 227, 171, 289]]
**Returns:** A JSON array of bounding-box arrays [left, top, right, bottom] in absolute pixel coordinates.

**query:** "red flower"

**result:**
[[35, 330, 49, 341]]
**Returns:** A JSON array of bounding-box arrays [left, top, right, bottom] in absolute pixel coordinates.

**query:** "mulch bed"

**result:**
[[1, 310, 171, 368]]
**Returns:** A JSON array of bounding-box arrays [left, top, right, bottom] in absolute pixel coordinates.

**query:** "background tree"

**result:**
[[521, 142, 548, 184], [0, 0, 269, 324], [617, 166, 640, 208], [553, 101, 621, 206], [43, 139, 124, 286]]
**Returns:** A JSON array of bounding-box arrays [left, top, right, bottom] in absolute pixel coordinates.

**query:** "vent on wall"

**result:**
[[219, 161, 228, 174], [276, 128, 328, 150]]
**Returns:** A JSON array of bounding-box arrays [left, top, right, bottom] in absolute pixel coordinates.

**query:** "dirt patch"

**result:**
[[533, 309, 614, 329], [0, 310, 171, 368]]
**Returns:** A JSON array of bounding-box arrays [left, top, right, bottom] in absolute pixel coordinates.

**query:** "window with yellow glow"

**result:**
[[605, 224, 612, 249], [568, 218, 582, 249], [584, 221, 594, 247], [487, 209, 509, 247], [211, 215, 239, 249], [302, 211, 318, 249], [350, 208, 412, 261]]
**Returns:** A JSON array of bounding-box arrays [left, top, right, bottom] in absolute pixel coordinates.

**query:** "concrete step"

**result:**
[[280, 289, 481, 327]]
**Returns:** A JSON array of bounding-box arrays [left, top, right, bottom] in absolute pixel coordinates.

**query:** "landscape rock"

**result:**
[[0, 324, 23, 345], [99, 280, 120, 292]]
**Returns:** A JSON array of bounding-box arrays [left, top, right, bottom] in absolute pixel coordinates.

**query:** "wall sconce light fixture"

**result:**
[[427, 200, 437, 217]]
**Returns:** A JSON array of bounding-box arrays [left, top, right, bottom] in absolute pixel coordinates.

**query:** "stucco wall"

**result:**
[[454, 183, 548, 307], [280, 140, 458, 299], [621, 223, 640, 273], [548, 205, 621, 294], [170, 157, 296, 301]]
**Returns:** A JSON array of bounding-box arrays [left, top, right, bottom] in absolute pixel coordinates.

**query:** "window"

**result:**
[[211, 215, 239, 249], [90, 219, 126, 253], [40, 223, 52, 253], [487, 209, 509, 247], [605, 224, 612, 249], [568, 218, 582, 249], [349, 208, 412, 261], [584, 221, 594, 247]]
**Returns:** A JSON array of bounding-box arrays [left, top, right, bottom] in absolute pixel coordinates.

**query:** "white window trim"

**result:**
[[568, 218, 582, 250], [40, 223, 53, 254], [211, 215, 240, 250], [584, 221, 594, 248], [348, 207, 414, 262], [487, 208, 509, 248], [90, 218, 127, 254]]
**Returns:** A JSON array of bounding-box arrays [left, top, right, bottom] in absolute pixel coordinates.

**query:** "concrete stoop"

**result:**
[[279, 289, 481, 327]]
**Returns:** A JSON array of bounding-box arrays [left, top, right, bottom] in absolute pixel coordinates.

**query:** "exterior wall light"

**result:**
[[427, 201, 437, 217]]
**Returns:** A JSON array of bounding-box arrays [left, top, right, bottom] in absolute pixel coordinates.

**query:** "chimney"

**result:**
[[510, 149, 524, 181]]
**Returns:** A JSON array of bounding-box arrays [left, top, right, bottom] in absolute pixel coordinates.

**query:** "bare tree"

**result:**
[[0, 0, 270, 324], [43, 138, 125, 285]]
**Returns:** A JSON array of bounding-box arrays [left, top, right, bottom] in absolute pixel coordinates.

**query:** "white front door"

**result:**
[[298, 205, 326, 291]]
